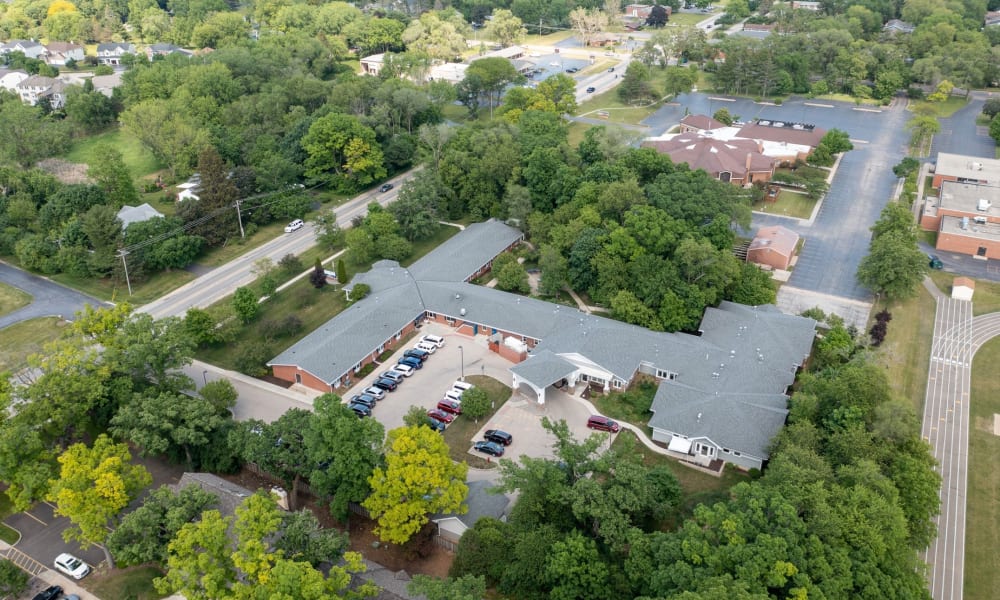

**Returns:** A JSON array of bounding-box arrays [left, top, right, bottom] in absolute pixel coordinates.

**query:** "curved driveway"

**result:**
[[0, 262, 101, 329]]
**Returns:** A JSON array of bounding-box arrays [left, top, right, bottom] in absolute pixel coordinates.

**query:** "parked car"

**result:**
[[607, 66, 615, 72], [421, 334, 445, 348], [416, 341, 438, 354], [586, 86, 596, 93], [473, 440, 505, 457], [565, 67, 579, 73], [451, 380, 474, 393], [54, 553, 90, 580], [484, 429, 513, 446], [373, 377, 398, 391], [348, 402, 372, 417], [398, 356, 423, 370], [32, 586, 63, 600], [443, 389, 464, 403], [362, 386, 385, 400], [587, 415, 620, 433], [403, 348, 430, 362], [283, 219, 304, 233], [381, 370, 405, 383], [928, 254, 943, 269], [393, 363, 415, 377], [437, 399, 463, 415], [350, 394, 377, 408], [426, 417, 446, 432], [379, 183, 394, 192], [427, 409, 455, 424]]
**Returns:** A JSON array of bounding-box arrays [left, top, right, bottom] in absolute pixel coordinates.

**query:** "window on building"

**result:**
[[353, 363, 361, 373], [733, 451, 741, 456], [978, 246, 988, 257], [446, 317, 455, 325], [426, 312, 436, 319], [655, 368, 673, 379], [612, 379, 623, 389], [395, 331, 402, 341], [377, 344, 385, 353], [295, 373, 302, 384]]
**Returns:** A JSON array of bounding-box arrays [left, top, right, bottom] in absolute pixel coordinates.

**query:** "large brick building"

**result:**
[[268, 220, 816, 470], [922, 157, 1000, 259]]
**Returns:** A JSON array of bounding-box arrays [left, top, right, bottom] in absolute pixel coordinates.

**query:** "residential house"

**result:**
[[0, 39, 45, 59], [15, 75, 68, 107], [735, 23, 774, 39], [96, 42, 135, 65], [922, 181, 1000, 259], [624, 4, 654, 19], [432, 480, 509, 549], [986, 10, 1000, 26], [747, 225, 799, 271], [0, 68, 29, 93], [117, 203, 164, 229], [735, 119, 825, 161], [269, 220, 815, 470], [360, 53, 386, 76], [642, 133, 777, 185], [145, 43, 192, 60], [588, 32, 621, 47], [931, 152, 1000, 188], [43, 42, 84, 65], [882, 19, 915, 34], [91, 71, 123, 97]]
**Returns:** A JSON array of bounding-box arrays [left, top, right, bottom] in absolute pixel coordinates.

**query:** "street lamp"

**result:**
[[458, 345, 465, 381]]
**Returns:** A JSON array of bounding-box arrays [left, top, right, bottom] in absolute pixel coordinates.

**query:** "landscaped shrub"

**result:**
[[234, 342, 271, 377]]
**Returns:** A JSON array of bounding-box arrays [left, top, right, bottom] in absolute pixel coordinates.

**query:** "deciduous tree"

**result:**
[[107, 484, 218, 567], [232, 286, 259, 324], [364, 425, 469, 544], [302, 113, 386, 192], [485, 9, 526, 47]]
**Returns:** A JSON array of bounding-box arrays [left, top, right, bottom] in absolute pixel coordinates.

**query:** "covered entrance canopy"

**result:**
[[510, 350, 579, 405], [667, 436, 692, 454]]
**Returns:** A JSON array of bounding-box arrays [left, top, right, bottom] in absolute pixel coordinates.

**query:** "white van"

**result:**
[[421, 334, 445, 348], [452, 381, 474, 393], [443, 389, 464, 403], [415, 341, 438, 354]]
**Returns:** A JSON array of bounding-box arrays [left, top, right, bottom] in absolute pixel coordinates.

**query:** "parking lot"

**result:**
[[346, 324, 605, 462]]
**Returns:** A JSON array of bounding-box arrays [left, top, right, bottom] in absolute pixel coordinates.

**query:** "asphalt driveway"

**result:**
[[0, 262, 101, 329], [928, 94, 996, 160]]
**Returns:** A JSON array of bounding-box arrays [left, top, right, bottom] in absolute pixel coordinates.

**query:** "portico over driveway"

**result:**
[[510, 350, 578, 405]]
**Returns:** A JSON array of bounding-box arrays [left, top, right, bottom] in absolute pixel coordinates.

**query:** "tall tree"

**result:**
[[47, 435, 153, 568], [464, 58, 523, 118], [302, 112, 386, 192], [485, 9, 526, 47], [87, 144, 139, 208], [242, 410, 314, 510], [364, 425, 469, 545]]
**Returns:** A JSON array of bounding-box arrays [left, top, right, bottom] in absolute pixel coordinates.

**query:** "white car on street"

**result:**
[[284, 219, 304, 233], [54, 553, 90, 580]]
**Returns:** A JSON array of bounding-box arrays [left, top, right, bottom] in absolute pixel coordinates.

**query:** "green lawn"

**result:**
[[0, 317, 66, 374], [910, 96, 968, 118], [521, 30, 575, 45], [576, 89, 659, 125], [874, 286, 936, 413], [928, 271, 1000, 317], [591, 380, 657, 428], [0, 281, 31, 317], [0, 494, 19, 544], [51, 268, 195, 306], [753, 189, 816, 220], [85, 565, 166, 600], [442, 375, 512, 469], [667, 13, 712, 27], [62, 127, 164, 181], [567, 121, 594, 148], [965, 337, 1000, 600]]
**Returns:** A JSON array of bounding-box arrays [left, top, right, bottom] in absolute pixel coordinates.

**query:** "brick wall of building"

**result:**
[[271, 365, 332, 393], [936, 233, 1000, 259]]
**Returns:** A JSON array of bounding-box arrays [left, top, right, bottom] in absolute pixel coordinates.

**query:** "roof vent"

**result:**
[[455, 293, 461, 300], [697, 412, 702, 422], [460, 308, 466, 316], [712, 372, 720, 378]]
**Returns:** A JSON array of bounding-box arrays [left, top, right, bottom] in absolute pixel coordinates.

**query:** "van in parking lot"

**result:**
[[398, 356, 422, 370], [416, 341, 438, 354], [452, 380, 474, 393], [421, 334, 445, 348], [443, 389, 464, 403]]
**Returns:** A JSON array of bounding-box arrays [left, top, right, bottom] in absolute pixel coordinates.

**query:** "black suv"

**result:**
[[33, 586, 63, 600], [484, 429, 513, 446], [403, 348, 430, 362]]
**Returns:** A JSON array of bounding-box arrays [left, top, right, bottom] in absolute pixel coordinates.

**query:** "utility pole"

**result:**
[[235, 197, 245, 239], [118, 249, 132, 296], [539, 17, 543, 35]]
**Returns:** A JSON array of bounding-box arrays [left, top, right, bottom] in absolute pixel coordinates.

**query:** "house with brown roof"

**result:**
[[43, 41, 84, 65], [735, 120, 826, 161], [747, 225, 799, 271], [679, 114, 727, 133], [642, 133, 776, 185]]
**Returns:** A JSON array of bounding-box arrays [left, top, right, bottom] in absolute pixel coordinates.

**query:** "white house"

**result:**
[[43, 42, 85, 65], [0, 40, 45, 59], [16, 75, 68, 108], [0, 68, 29, 93], [96, 42, 135, 65]]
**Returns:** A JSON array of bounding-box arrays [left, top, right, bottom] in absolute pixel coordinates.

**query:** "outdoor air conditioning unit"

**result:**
[[977, 198, 991, 211]]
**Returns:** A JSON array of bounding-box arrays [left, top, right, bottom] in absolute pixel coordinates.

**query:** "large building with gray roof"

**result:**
[[269, 220, 815, 470]]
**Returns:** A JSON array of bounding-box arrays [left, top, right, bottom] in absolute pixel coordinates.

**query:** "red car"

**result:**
[[427, 409, 455, 424], [437, 399, 463, 415], [587, 415, 620, 433]]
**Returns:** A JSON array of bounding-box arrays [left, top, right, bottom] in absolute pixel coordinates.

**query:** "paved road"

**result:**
[[921, 279, 973, 600], [643, 94, 911, 301], [928, 95, 995, 159], [0, 263, 102, 329], [140, 170, 418, 319]]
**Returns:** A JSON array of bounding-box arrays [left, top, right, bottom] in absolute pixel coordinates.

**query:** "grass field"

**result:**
[[911, 96, 968, 118], [874, 286, 936, 413], [0, 317, 65, 374], [667, 12, 713, 27], [575, 88, 659, 125], [592, 380, 657, 428], [964, 337, 1000, 600], [567, 121, 594, 147], [442, 375, 512, 469], [63, 127, 164, 181], [0, 282, 31, 317], [51, 269, 195, 306], [0, 494, 19, 544], [753, 189, 816, 219], [85, 565, 166, 600], [927, 271, 1000, 316]]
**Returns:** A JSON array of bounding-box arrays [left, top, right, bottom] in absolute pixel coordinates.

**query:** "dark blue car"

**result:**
[[398, 356, 422, 370], [373, 377, 397, 392]]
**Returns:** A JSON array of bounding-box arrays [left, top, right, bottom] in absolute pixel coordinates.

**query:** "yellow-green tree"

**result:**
[[363, 426, 469, 545], [47, 435, 152, 568]]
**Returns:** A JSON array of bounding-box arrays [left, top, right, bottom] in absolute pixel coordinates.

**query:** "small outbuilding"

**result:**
[[952, 277, 975, 301], [747, 225, 799, 271]]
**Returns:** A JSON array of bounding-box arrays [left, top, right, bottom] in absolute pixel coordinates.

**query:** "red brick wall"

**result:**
[[936, 233, 1000, 258], [747, 247, 791, 270], [497, 343, 526, 363], [271, 365, 332, 393]]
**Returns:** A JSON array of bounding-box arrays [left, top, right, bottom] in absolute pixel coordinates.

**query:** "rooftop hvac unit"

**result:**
[[961, 216, 970, 230], [978, 198, 991, 211]]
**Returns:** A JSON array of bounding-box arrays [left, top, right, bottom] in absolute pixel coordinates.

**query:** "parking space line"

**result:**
[[22, 511, 46, 526]]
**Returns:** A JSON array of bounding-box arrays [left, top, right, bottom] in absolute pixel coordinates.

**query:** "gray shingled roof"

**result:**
[[117, 203, 164, 228], [173, 472, 250, 518], [510, 350, 578, 388], [649, 386, 789, 459], [268, 283, 425, 384], [407, 219, 523, 283]]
